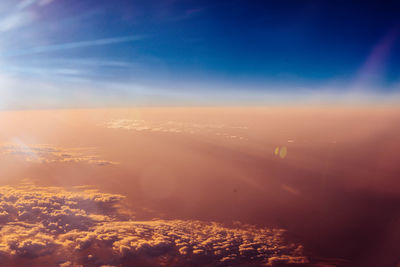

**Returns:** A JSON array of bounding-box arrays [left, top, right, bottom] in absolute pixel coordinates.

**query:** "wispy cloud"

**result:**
[[4, 35, 146, 57], [17, 0, 37, 10], [17, 0, 54, 10], [38, 0, 54, 6], [0, 11, 35, 32], [0, 143, 118, 165], [0, 0, 54, 32], [104, 119, 248, 140]]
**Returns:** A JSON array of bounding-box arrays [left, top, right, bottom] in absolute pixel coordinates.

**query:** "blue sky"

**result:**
[[0, 0, 399, 108]]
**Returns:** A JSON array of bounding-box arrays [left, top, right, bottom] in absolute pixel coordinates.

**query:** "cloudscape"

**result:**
[[0, 0, 400, 267]]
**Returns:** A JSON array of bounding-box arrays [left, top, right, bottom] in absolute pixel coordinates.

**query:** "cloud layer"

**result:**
[[0, 143, 118, 166], [104, 119, 248, 140], [0, 183, 308, 266]]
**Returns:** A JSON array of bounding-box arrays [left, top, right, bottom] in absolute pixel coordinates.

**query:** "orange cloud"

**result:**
[[0, 143, 118, 166], [0, 183, 308, 266], [104, 119, 248, 140]]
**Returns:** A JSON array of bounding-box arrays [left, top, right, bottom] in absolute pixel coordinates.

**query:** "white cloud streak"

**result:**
[[5, 35, 146, 57], [0, 11, 35, 32], [0, 0, 54, 32]]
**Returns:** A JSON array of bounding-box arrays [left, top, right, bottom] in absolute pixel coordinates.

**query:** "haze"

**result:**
[[0, 107, 398, 266]]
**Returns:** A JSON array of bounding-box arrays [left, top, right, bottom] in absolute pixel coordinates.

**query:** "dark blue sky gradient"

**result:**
[[59, 0, 400, 84], [0, 0, 400, 107]]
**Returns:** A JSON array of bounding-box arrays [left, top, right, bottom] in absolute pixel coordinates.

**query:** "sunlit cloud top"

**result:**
[[0, 0, 399, 109]]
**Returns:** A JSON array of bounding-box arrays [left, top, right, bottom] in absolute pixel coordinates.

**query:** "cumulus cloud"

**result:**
[[104, 119, 248, 140], [0, 143, 118, 166], [0, 183, 308, 266]]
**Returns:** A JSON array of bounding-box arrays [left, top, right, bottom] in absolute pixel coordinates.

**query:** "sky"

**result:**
[[0, 0, 400, 108]]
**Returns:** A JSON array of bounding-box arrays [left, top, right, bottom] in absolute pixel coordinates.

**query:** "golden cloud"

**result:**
[[0, 183, 308, 266], [104, 119, 248, 140], [0, 143, 118, 166]]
